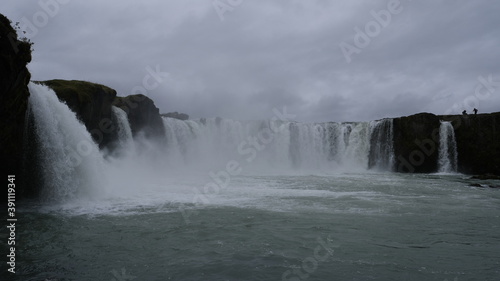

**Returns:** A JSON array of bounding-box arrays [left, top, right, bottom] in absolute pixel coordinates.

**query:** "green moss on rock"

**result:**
[[39, 79, 118, 149], [40, 79, 115, 105]]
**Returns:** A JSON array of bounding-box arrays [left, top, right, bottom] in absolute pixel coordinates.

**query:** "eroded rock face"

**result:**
[[42, 80, 166, 147], [441, 113, 500, 175], [393, 112, 500, 175], [113, 94, 165, 139], [0, 13, 32, 178], [393, 113, 441, 173]]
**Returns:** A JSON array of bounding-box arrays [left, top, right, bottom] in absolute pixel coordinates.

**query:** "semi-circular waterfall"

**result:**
[[28, 82, 398, 202]]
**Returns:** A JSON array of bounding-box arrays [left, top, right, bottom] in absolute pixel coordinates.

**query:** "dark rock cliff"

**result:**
[[41, 80, 166, 146], [393, 113, 441, 173], [394, 112, 500, 175], [0, 14, 32, 179], [113, 94, 165, 139], [441, 113, 500, 175]]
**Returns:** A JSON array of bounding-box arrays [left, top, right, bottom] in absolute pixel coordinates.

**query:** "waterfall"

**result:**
[[161, 118, 378, 172], [162, 117, 202, 165], [28, 84, 398, 204], [111, 106, 135, 156], [368, 119, 395, 171], [438, 121, 458, 173], [28, 83, 106, 201], [341, 122, 371, 170]]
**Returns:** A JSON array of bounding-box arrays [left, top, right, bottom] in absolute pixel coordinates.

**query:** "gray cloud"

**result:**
[[3, 0, 500, 122]]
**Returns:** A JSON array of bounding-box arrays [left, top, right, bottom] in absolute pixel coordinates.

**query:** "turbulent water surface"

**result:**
[[16, 173, 500, 280], [10, 83, 500, 280]]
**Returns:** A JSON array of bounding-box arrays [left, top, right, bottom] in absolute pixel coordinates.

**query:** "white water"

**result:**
[[438, 121, 458, 173], [369, 119, 395, 171], [28, 83, 106, 202], [162, 118, 380, 173], [111, 106, 135, 157], [28, 82, 398, 207], [25, 84, 500, 281]]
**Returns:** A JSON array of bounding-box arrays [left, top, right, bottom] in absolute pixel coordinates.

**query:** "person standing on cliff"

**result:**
[[473, 108, 478, 115]]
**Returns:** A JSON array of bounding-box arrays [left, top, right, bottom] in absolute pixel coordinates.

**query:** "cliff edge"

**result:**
[[0, 14, 32, 179]]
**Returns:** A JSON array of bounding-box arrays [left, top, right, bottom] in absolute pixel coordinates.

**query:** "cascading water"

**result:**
[[161, 118, 379, 173], [28, 83, 106, 201], [28, 83, 398, 204], [438, 121, 458, 173], [341, 122, 371, 170], [111, 106, 135, 156], [368, 119, 395, 171]]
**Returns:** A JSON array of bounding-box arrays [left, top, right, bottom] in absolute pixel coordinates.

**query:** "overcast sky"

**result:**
[[3, 0, 500, 122]]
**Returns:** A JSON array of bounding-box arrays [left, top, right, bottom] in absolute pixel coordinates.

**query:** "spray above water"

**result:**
[[161, 119, 391, 173], [28, 83, 107, 202], [111, 106, 135, 157], [28, 82, 398, 206], [369, 119, 395, 171]]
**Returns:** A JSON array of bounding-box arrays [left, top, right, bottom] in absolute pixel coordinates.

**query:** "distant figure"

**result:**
[[462, 110, 467, 116], [473, 108, 478, 115]]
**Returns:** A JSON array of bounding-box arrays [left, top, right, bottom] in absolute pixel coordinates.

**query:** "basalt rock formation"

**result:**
[[393, 113, 441, 173], [394, 112, 500, 175], [113, 94, 165, 139], [441, 113, 500, 175], [40, 80, 166, 145]]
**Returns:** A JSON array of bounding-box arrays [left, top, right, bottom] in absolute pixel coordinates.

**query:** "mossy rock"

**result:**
[[38, 79, 119, 149], [39, 79, 116, 105], [113, 94, 165, 139]]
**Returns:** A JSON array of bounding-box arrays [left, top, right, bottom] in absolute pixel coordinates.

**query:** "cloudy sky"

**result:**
[[3, 0, 500, 122]]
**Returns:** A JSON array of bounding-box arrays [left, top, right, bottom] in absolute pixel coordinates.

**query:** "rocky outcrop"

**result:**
[[0, 14, 32, 178], [113, 94, 165, 139], [42, 80, 166, 146], [441, 113, 500, 175], [393, 112, 500, 175], [41, 79, 118, 149], [393, 113, 441, 173], [161, 112, 189, 120]]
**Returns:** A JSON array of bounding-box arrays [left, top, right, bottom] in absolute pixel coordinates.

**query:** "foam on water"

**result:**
[[21, 86, 500, 280]]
